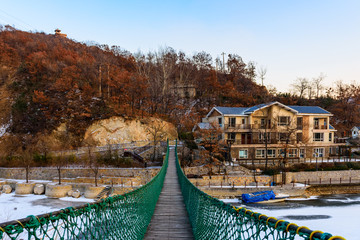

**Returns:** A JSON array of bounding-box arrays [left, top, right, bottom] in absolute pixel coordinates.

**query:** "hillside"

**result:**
[[0, 25, 358, 151], [0, 26, 269, 145]]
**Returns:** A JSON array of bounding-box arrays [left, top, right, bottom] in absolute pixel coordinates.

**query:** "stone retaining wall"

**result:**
[[183, 165, 251, 176], [189, 175, 272, 187], [305, 184, 360, 196], [275, 170, 360, 184], [0, 167, 160, 182]]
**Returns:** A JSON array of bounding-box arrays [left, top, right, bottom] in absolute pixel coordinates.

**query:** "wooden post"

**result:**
[[330, 178, 332, 184], [319, 178, 321, 184], [340, 177, 342, 184]]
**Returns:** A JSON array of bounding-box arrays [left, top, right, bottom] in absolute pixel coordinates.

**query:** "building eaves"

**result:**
[[288, 106, 331, 115]]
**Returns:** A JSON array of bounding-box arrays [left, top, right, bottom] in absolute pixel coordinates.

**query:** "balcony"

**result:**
[[225, 124, 252, 130], [314, 125, 327, 130], [232, 139, 295, 145], [224, 124, 271, 131]]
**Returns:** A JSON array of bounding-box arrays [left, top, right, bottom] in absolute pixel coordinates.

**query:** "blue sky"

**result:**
[[1, 0, 359, 92]]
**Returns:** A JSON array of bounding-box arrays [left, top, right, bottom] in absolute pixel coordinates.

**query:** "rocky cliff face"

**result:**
[[83, 116, 178, 146]]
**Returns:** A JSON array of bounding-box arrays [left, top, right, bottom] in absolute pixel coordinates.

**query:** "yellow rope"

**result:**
[[328, 236, 347, 240], [309, 230, 323, 240], [266, 217, 277, 226], [274, 219, 285, 229], [286, 223, 298, 232], [296, 226, 310, 235], [16, 220, 25, 228]]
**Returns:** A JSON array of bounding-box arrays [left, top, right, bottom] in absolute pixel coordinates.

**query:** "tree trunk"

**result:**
[[57, 167, 61, 185], [25, 165, 29, 183], [94, 170, 98, 187]]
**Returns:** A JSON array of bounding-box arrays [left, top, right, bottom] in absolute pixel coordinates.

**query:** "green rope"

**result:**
[[0, 141, 169, 240], [174, 140, 346, 240]]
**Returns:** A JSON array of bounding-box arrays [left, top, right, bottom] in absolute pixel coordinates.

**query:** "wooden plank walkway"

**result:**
[[144, 147, 194, 240]]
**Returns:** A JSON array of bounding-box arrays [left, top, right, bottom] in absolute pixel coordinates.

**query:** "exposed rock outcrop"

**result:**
[[83, 117, 177, 146]]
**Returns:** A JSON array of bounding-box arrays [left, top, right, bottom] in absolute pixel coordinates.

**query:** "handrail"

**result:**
[[0, 140, 170, 240], [174, 140, 345, 240]]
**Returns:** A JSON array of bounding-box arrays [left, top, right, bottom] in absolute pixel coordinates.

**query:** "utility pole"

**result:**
[[98, 65, 102, 98], [221, 52, 226, 73], [107, 64, 110, 99]]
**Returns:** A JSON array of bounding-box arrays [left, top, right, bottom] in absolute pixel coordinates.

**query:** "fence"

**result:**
[[239, 156, 360, 166], [175, 141, 345, 240], [0, 143, 170, 240]]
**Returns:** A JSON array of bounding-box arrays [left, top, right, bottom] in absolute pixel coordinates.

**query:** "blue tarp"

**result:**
[[241, 190, 276, 203]]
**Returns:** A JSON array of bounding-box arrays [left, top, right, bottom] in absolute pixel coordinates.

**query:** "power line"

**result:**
[[0, 9, 36, 31]]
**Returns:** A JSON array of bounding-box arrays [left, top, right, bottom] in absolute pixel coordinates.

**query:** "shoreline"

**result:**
[[198, 183, 360, 199]]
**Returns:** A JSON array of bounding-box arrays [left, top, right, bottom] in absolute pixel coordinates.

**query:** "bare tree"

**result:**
[[292, 77, 309, 98], [312, 73, 325, 99], [51, 130, 73, 185], [148, 121, 166, 161], [193, 122, 225, 166], [83, 138, 101, 187], [257, 66, 267, 86]]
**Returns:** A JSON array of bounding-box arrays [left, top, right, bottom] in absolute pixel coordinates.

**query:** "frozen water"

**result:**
[[0, 193, 93, 224], [223, 194, 360, 239]]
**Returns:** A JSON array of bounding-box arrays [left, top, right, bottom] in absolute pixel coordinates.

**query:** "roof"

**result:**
[[243, 102, 298, 114], [288, 106, 331, 115], [211, 107, 249, 115], [206, 102, 332, 118], [243, 103, 273, 114], [193, 122, 213, 131]]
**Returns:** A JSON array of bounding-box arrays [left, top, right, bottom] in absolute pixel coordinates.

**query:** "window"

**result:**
[[239, 150, 248, 159], [297, 117, 303, 129], [227, 133, 235, 140], [314, 148, 324, 157], [229, 117, 236, 127], [314, 118, 319, 129], [289, 148, 298, 158], [242, 118, 246, 124], [267, 149, 276, 158], [313, 133, 324, 142], [256, 149, 266, 158], [261, 118, 266, 128], [218, 118, 222, 127], [259, 132, 270, 143], [300, 149, 305, 158], [296, 133, 303, 143], [278, 116, 290, 126], [278, 133, 288, 142], [329, 133, 332, 142], [278, 149, 285, 157]]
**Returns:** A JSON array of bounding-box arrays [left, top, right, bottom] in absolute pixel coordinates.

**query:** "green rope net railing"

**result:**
[[174, 141, 345, 240], [0, 142, 170, 240]]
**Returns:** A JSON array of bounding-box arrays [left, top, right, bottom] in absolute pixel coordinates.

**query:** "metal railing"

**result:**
[[0, 142, 170, 240], [175, 141, 345, 240]]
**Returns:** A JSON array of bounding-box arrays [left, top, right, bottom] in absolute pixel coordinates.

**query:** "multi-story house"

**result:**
[[200, 102, 343, 160]]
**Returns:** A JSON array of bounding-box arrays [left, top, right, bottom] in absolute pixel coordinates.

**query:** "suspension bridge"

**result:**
[[0, 141, 346, 239]]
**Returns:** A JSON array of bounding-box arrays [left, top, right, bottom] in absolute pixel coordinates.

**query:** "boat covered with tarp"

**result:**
[[241, 190, 276, 203]]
